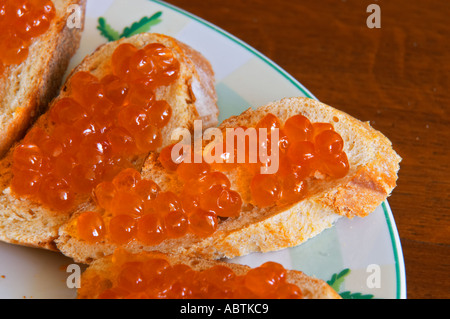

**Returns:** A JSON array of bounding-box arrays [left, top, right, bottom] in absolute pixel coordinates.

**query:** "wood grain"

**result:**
[[165, 0, 450, 299]]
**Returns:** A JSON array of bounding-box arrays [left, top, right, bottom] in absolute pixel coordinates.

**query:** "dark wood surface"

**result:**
[[164, 0, 450, 299]]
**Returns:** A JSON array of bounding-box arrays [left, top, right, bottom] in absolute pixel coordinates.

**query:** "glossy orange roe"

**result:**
[[249, 113, 349, 207], [76, 211, 105, 244], [77, 162, 242, 244], [93, 251, 303, 299], [157, 113, 349, 210], [186, 113, 348, 208], [11, 42, 180, 211], [0, 0, 55, 68], [76, 114, 347, 243], [168, 159, 242, 235]]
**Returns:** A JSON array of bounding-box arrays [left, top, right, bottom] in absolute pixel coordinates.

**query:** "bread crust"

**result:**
[[0, 34, 219, 251], [56, 97, 401, 263], [0, 0, 87, 158]]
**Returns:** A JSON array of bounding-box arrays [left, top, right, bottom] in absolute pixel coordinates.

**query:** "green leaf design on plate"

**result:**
[[120, 11, 162, 38], [339, 291, 375, 299], [327, 268, 350, 292], [327, 268, 374, 299], [97, 11, 163, 42], [97, 17, 121, 41]]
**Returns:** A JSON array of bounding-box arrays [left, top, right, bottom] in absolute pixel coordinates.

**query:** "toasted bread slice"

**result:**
[[0, 0, 86, 158], [0, 33, 218, 250], [76, 249, 341, 299], [57, 97, 400, 263]]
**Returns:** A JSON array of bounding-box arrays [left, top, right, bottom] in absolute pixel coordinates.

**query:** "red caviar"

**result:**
[[76, 211, 105, 244], [11, 42, 180, 211], [108, 214, 136, 245], [0, 0, 55, 69], [89, 250, 303, 299], [77, 112, 348, 244], [76, 163, 242, 244], [158, 112, 349, 210], [249, 113, 350, 207]]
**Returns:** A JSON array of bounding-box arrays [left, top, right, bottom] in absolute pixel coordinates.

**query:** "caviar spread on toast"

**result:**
[[0, 0, 56, 74], [10, 42, 180, 212], [73, 112, 350, 245], [78, 249, 308, 299]]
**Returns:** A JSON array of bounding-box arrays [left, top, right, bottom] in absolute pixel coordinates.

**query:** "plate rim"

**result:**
[[381, 201, 407, 298]]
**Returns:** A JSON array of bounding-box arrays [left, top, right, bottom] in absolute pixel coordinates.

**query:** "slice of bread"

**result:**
[[76, 249, 341, 299], [0, 0, 86, 158], [0, 33, 219, 251], [56, 96, 401, 263]]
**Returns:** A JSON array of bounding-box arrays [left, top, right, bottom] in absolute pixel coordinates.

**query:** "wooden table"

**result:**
[[165, 0, 450, 299]]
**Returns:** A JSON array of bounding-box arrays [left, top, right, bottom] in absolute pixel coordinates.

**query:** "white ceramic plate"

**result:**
[[0, 0, 406, 299]]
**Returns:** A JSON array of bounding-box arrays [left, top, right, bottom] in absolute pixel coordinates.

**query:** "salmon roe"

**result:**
[[89, 250, 303, 299], [75, 114, 347, 244], [160, 113, 349, 210], [11, 42, 180, 211], [159, 113, 349, 218], [0, 0, 55, 70], [195, 113, 348, 209], [249, 113, 349, 207], [76, 160, 242, 244]]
